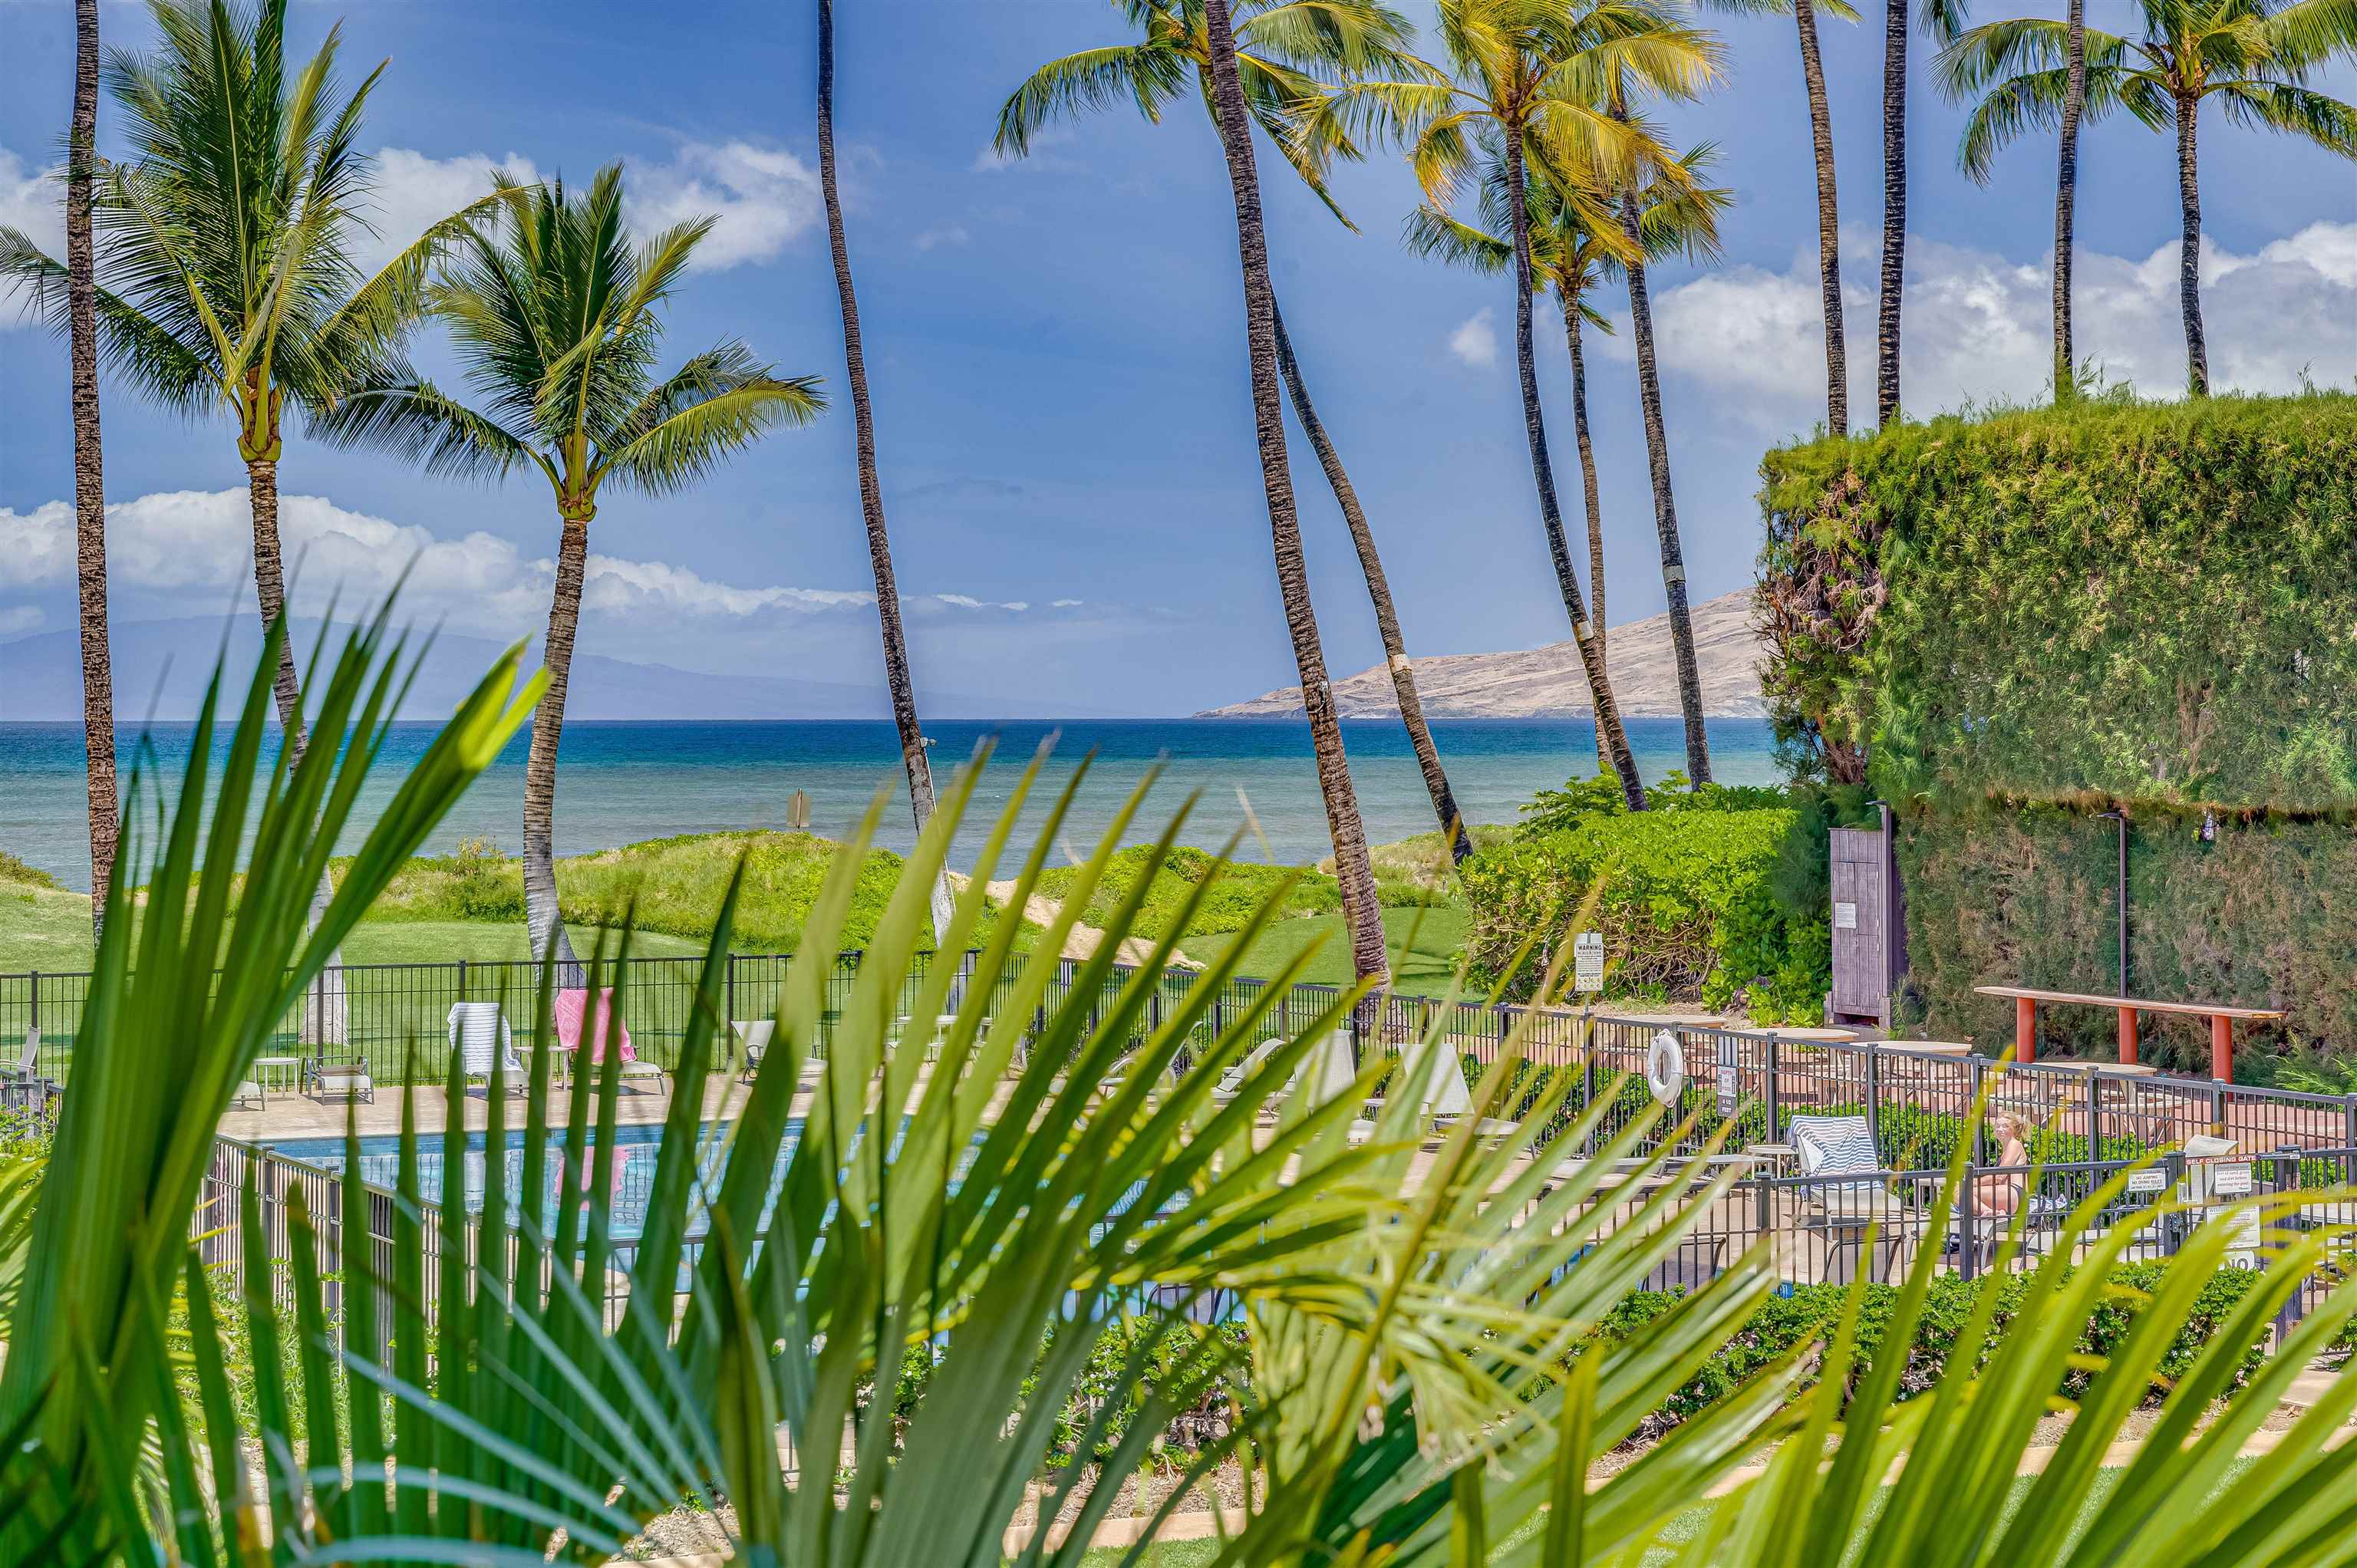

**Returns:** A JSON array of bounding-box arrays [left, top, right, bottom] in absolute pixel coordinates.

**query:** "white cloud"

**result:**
[[631, 140, 821, 270], [1051, 598, 1083, 608], [1603, 222, 2357, 431], [0, 501, 73, 582], [363, 140, 817, 274], [0, 490, 1060, 639], [355, 148, 542, 274], [1448, 308, 1498, 369], [0, 606, 41, 638], [915, 222, 971, 252]]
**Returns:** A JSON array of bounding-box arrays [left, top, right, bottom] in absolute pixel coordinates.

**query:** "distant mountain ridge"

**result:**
[[0, 618, 1095, 721], [1197, 590, 1767, 719]]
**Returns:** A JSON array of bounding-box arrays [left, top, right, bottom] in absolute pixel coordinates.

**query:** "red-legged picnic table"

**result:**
[[1972, 985, 2284, 1082]]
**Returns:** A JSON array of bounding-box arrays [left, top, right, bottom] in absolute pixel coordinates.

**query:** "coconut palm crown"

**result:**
[[312, 165, 824, 974]]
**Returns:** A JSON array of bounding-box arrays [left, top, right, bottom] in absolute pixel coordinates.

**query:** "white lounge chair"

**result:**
[[1, 1032, 39, 1083], [1211, 1039, 1288, 1106], [1353, 1034, 1515, 1143], [448, 1001, 525, 1095], [306, 1056, 375, 1103], [734, 1019, 776, 1082]]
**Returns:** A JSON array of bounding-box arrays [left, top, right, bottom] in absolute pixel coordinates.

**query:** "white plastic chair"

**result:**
[[447, 1001, 524, 1095], [734, 1019, 776, 1082]]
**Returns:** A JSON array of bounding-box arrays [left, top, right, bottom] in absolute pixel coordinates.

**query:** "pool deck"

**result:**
[[216, 1063, 826, 1145]]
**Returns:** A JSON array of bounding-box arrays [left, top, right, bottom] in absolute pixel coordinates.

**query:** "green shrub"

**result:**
[[1517, 769, 1793, 838], [1597, 1258, 2267, 1433], [1039, 845, 1339, 943], [0, 852, 61, 892], [1461, 806, 1826, 1021], [348, 830, 943, 952]]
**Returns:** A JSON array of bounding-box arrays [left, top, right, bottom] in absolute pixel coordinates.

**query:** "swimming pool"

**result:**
[[258, 1121, 803, 1245]]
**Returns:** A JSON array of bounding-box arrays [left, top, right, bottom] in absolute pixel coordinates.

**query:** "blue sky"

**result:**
[[3, 0, 2354, 716]]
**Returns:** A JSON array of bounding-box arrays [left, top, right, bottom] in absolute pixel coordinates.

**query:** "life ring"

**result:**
[[1646, 1029, 1685, 1105]]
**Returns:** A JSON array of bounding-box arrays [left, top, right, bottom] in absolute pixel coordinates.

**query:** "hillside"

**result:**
[[0, 618, 1097, 721], [1198, 589, 1766, 719]]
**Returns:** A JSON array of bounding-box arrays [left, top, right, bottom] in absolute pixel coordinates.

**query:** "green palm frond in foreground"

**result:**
[[5, 627, 2357, 1564]]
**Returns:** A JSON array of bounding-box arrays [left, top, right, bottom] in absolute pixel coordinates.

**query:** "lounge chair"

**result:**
[[1353, 1034, 1515, 1144], [1, 1032, 38, 1083], [1785, 1114, 1916, 1284], [1211, 1039, 1287, 1106], [227, 1077, 264, 1111], [305, 1056, 374, 1102], [553, 988, 666, 1095], [733, 1019, 776, 1082], [447, 1001, 526, 1095]]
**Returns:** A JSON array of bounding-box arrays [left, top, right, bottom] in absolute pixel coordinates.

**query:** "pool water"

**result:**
[[259, 1121, 803, 1245]]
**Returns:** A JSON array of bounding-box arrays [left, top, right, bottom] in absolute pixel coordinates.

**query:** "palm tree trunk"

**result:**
[[1558, 288, 1613, 779], [1502, 133, 1647, 812], [2175, 94, 2208, 397], [1612, 143, 1711, 787], [68, 0, 116, 945], [819, 0, 954, 944], [2052, 0, 2085, 400], [1269, 299, 1474, 868], [246, 459, 308, 749], [1201, 0, 1389, 994], [246, 456, 350, 1039], [1795, 0, 1849, 436], [522, 515, 586, 984], [1877, 0, 1907, 427]]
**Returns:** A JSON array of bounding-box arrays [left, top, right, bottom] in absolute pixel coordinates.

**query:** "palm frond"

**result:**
[[2210, 76, 2357, 153], [995, 42, 1192, 153], [1402, 202, 1515, 270], [595, 370, 826, 497], [308, 366, 547, 487]]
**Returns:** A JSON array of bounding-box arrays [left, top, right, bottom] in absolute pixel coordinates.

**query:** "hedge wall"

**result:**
[[1894, 805, 2356, 1069], [1759, 394, 2357, 1072], [1760, 393, 2357, 812]]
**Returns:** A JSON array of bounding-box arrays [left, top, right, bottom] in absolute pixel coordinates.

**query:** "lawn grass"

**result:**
[[1184, 901, 1474, 999]]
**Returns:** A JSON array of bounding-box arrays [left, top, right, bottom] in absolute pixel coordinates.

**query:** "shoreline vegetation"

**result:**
[[0, 826, 1501, 991]]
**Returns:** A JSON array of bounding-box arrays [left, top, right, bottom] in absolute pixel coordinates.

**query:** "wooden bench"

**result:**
[[1972, 985, 2283, 1081]]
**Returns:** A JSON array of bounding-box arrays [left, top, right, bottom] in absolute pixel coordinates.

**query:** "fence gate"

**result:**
[[1828, 819, 1902, 1029]]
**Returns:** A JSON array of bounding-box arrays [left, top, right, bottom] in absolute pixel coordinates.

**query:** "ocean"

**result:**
[[0, 716, 1781, 891]]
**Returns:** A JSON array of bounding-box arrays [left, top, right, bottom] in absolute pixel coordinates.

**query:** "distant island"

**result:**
[[1198, 589, 1767, 720]]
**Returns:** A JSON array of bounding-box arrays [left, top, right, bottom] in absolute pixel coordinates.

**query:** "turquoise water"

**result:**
[[261, 1121, 791, 1244], [1, 716, 1779, 891]]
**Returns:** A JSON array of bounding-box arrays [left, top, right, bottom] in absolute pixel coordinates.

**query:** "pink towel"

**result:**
[[552, 988, 636, 1064]]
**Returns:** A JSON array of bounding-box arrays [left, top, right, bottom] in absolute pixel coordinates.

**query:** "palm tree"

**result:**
[[1881, 0, 1973, 426], [1772, 0, 1858, 436], [994, 0, 1478, 868], [1191, 0, 1391, 990], [1878, 0, 1908, 426], [1607, 87, 1718, 785], [0, 0, 490, 753], [1940, 0, 2357, 397], [0, 0, 496, 1029], [312, 169, 822, 977], [819, 0, 958, 934], [1319, 0, 1721, 809], [66, 0, 117, 942], [2045, 0, 2089, 397], [1405, 146, 1731, 778]]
